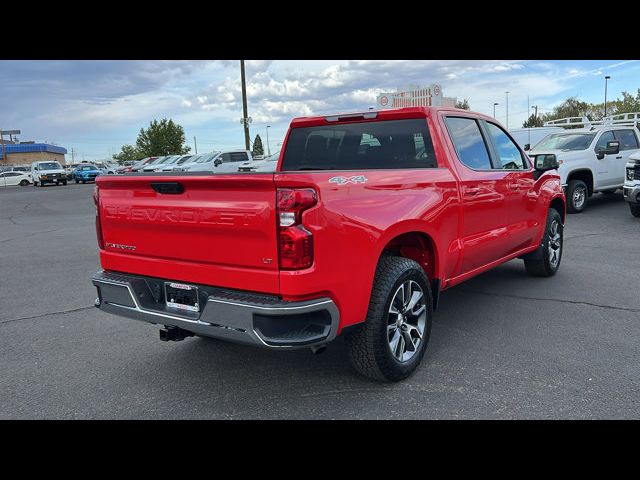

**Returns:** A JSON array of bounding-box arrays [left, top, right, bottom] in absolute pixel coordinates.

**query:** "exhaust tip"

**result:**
[[310, 344, 327, 355]]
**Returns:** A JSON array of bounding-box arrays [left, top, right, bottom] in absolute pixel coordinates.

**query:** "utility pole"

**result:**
[[194, 136, 198, 154], [493, 103, 499, 118], [266, 125, 271, 156], [505, 91, 510, 129], [240, 60, 251, 151], [604, 75, 611, 117]]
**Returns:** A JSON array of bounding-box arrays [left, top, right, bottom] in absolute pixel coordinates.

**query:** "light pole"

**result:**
[[493, 102, 499, 118], [266, 125, 271, 156], [505, 91, 510, 128], [604, 75, 611, 117], [240, 60, 251, 151]]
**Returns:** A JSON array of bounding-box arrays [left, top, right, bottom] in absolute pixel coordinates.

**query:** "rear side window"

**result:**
[[280, 119, 437, 171], [614, 129, 639, 150], [444, 117, 492, 170]]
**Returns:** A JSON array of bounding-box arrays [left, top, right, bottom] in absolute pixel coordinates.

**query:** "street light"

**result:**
[[604, 75, 611, 117], [505, 91, 510, 128], [266, 125, 271, 156], [493, 102, 499, 118]]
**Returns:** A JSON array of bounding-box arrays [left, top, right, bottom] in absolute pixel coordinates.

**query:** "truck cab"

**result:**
[[530, 113, 640, 213]]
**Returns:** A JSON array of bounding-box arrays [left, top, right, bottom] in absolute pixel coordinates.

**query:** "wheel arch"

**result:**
[[567, 169, 594, 196], [549, 195, 566, 223]]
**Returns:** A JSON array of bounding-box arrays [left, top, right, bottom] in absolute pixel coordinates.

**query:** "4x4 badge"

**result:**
[[329, 175, 368, 185]]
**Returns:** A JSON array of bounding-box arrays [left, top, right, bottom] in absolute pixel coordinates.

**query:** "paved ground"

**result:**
[[0, 182, 638, 419]]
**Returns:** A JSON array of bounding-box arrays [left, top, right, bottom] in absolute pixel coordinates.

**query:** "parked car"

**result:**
[[31, 160, 67, 187], [130, 157, 158, 172], [158, 155, 193, 172], [95, 161, 118, 175], [177, 152, 220, 171], [73, 164, 101, 183], [0, 170, 31, 186], [237, 150, 280, 172], [623, 151, 640, 217], [530, 114, 640, 213], [92, 106, 565, 382], [116, 161, 136, 174], [145, 155, 192, 172], [140, 156, 171, 172]]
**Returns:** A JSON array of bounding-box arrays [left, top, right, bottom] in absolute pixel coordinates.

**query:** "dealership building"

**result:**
[[0, 142, 67, 166], [376, 84, 457, 109]]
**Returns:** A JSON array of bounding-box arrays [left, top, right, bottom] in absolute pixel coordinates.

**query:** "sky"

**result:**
[[1, 59, 639, 161]]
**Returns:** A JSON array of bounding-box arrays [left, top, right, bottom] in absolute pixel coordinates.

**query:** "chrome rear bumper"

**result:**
[[92, 270, 339, 348]]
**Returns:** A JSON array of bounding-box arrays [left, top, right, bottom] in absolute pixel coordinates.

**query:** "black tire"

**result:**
[[62, 180, 67, 186], [75, 178, 78, 184], [82, 179, 86, 184], [566, 179, 588, 213], [345, 256, 433, 382], [524, 209, 564, 277], [19, 180, 28, 186], [630, 204, 640, 217], [33, 181, 38, 187]]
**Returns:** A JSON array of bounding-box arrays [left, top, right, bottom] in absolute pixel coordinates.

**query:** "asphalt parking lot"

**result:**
[[0, 182, 638, 419]]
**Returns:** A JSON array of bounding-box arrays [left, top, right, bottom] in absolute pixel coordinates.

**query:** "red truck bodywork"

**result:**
[[95, 107, 565, 337]]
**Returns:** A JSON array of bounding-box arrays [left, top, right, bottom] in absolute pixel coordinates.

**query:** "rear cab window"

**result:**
[[444, 117, 493, 170], [614, 129, 639, 150], [281, 118, 437, 171]]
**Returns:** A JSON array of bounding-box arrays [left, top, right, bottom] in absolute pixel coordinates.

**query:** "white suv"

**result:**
[[623, 152, 640, 217], [530, 122, 640, 213]]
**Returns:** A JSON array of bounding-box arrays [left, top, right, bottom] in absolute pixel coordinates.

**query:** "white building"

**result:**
[[376, 84, 457, 109]]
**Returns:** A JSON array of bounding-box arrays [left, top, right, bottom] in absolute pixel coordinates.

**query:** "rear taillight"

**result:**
[[93, 185, 104, 249], [277, 188, 317, 270]]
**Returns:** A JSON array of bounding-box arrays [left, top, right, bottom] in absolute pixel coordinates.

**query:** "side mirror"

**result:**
[[596, 140, 620, 160], [533, 154, 559, 179], [524, 143, 531, 151], [214, 159, 222, 167]]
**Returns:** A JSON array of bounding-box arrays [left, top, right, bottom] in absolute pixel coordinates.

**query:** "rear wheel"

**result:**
[[345, 256, 433, 382], [630, 204, 640, 217], [19, 180, 28, 186], [524, 209, 563, 277], [567, 179, 588, 213], [62, 180, 67, 186]]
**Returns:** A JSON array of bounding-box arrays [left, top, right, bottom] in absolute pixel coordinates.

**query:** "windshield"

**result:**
[[196, 152, 220, 163], [533, 133, 595, 151], [176, 155, 192, 164], [38, 162, 62, 170]]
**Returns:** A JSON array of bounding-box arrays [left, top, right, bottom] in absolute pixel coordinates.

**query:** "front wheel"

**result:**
[[567, 179, 588, 213], [345, 256, 433, 382], [524, 209, 564, 277], [630, 204, 640, 217]]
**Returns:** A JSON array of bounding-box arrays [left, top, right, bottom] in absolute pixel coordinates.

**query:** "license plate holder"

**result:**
[[164, 282, 200, 313]]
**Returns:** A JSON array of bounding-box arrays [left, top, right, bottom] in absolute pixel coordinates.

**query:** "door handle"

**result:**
[[508, 182, 519, 190], [464, 186, 480, 196], [616, 156, 623, 159]]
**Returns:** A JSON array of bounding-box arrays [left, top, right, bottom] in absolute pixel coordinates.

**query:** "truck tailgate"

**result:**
[[96, 174, 280, 293]]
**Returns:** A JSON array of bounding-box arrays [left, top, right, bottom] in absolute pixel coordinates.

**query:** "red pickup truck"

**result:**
[[92, 107, 565, 381]]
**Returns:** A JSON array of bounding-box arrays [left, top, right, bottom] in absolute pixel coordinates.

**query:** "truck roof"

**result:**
[[289, 106, 495, 128]]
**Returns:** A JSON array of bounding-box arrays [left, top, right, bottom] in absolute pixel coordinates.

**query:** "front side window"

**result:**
[[614, 129, 639, 150], [486, 122, 526, 169], [444, 117, 493, 170], [281, 118, 437, 171], [595, 131, 615, 150]]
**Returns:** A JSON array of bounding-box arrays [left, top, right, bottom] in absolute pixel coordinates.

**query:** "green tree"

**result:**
[[615, 89, 640, 114], [455, 99, 470, 110], [112, 144, 141, 163], [541, 97, 591, 125], [135, 118, 191, 157], [522, 114, 544, 128], [252, 134, 264, 156]]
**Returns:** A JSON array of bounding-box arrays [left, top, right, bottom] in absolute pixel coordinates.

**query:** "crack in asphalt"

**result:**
[[0, 306, 95, 326], [0, 228, 61, 244], [457, 289, 640, 314]]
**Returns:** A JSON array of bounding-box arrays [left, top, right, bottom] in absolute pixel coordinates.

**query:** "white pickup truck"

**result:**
[[623, 152, 640, 217], [529, 113, 640, 213]]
